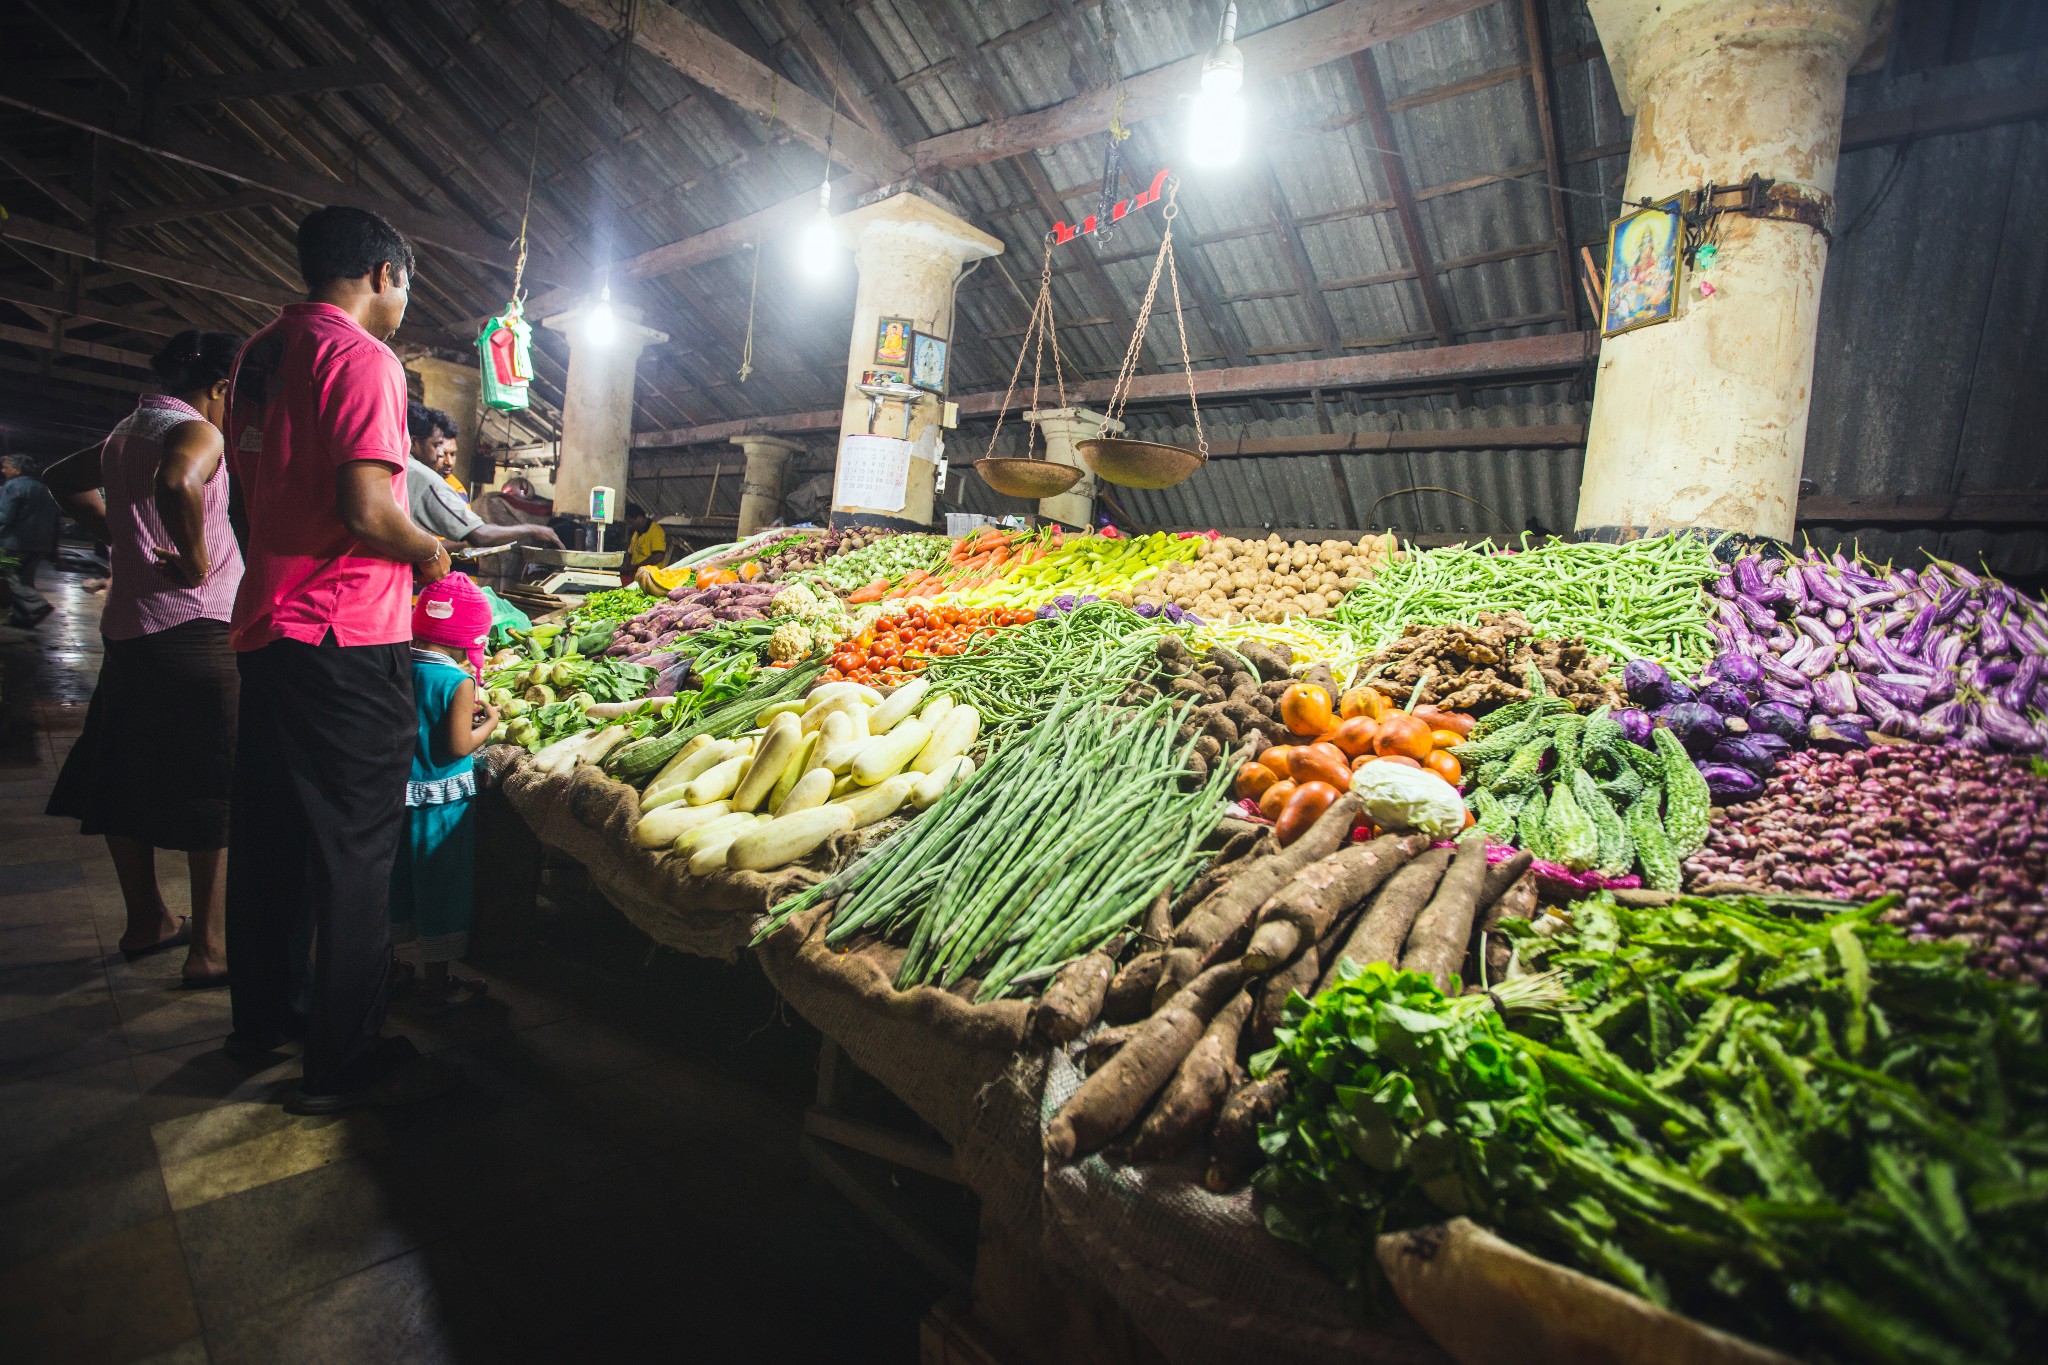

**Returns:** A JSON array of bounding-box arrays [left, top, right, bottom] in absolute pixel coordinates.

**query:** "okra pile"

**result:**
[[1454, 675, 1710, 890], [1255, 893, 2048, 1365]]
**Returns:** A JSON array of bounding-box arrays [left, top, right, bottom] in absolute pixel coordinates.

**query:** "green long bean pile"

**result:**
[[1257, 893, 2048, 1364], [1325, 535, 1720, 677], [918, 601, 1176, 749], [755, 696, 1234, 1000]]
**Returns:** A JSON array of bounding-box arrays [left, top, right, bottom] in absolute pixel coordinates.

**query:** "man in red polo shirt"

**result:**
[[223, 206, 459, 1112]]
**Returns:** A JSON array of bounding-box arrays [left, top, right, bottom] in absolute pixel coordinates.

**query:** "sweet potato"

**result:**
[[1205, 1069, 1292, 1192], [1046, 961, 1248, 1161], [1129, 990, 1253, 1161], [1399, 829, 1492, 992], [1032, 946, 1118, 1043], [1241, 833, 1426, 971], [1317, 847, 1453, 990]]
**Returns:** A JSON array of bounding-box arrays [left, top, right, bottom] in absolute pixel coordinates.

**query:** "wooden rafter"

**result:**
[[161, 62, 385, 105], [1349, 51, 1454, 348], [1518, 0, 1579, 330]]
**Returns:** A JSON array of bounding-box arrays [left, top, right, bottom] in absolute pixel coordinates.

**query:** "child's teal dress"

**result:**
[[390, 648, 477, 963]]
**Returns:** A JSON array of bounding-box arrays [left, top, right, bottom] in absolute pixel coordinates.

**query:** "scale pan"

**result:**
[[975, 458, 1083, 499], [1077, 437, 1205, 490]]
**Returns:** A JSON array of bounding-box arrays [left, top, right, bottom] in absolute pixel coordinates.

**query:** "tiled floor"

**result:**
[[0, 568, 957, 1363]]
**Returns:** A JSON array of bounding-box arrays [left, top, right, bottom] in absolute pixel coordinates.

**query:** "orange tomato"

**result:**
[[1259, 745, 1298, 781], [737, 561, 763, 582], [1425, 750, 1463, 786], [1429, 729, 1465, 751], [1340, 687, 1391, 721], [1412, 706, 1474, 737], [1328, 716, 1380, 759], [1234, 763, 1278, 802], [1258, 779, 1299, 822], [1373, 754, 1424, 769], [1350, 753, 1375, 771], [1279, 683, 1336, 738], [1289, 743, 1352, 793], [1372, 712, 1436, 762], [1274, 781, 1342, 847]]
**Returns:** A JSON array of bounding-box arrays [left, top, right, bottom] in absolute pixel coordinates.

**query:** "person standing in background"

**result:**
[[404, 401, 562, 556], [223, 204, 460, 1114], [0, 454, 60, 627], [619, 502, 665, 582], [45, 331, 246, 986]]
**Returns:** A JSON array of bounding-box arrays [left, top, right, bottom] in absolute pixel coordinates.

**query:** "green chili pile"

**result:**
[[1256, 893, 2048, 1364], [755, 696, 1233, 999], [1325, 535, 1720, 677]]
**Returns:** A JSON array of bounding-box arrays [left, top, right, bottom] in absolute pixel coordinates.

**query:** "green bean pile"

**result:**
[[1327, 535, 1720, 677], [755, 696, 1234, 1000], [918, 600, 1175, 749]]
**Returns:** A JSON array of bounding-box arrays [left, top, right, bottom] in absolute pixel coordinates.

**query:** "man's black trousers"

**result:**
[[227, 635, 413, 1094]]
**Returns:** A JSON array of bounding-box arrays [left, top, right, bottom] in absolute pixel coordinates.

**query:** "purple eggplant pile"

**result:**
[[1700, 549, 2048, 757]]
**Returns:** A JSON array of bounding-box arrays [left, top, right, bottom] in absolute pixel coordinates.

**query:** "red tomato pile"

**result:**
[[821, 604, 1036, 685]]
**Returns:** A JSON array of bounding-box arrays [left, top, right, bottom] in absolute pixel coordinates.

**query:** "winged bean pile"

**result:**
[[1326, 535, 1721, 679]]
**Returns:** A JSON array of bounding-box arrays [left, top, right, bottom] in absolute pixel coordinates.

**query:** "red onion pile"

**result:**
[[1684, 744, 2048, 981]]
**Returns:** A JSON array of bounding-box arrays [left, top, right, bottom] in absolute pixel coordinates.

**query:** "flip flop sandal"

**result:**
[[179, 971, 231, 990], [121, 917, 191, 962], [416, 977, 490, 1017]]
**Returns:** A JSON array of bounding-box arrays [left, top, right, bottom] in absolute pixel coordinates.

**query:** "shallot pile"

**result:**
[[1707, 548, 2048, 753], [1684, 744, 2048, 982]]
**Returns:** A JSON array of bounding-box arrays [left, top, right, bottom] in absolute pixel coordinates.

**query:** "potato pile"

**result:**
[[1107, 533, 1397, 624]]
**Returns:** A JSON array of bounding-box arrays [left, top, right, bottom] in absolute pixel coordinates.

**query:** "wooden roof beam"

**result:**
[[162, 62, 386, 105], [0, 320, 153, 369], [552, 0, 911, 183], [1349, 51, 1455, 348], [104, 190, 280, 231], [0, 281, 186, 337], [1518, 0, 1579, 331]]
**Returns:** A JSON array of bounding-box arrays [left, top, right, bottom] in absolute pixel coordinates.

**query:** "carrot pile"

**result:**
[[844, 525, 1061, 603]]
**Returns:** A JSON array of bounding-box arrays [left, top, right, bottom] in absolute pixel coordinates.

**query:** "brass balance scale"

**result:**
[[975, 181, 1210, 500]]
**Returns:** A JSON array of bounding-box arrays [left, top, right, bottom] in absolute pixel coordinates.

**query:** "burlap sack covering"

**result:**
[[754, 906, 1051, 1234], [1039, 1041, 1449, 1365], [498, 751, 819, 961]]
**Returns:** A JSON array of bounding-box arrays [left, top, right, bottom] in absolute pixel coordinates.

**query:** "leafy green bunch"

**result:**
[[1255, 895, 2048, 1364]]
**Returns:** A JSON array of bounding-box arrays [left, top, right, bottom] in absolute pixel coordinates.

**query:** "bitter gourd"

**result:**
[[1628, 788, 1681, 892], [1517, 787, 1550, 861], [1571, 767, 1634, 878], [1652, 726, 1712, 858], [1543, 778, 1599, 871], [1492, 736, 1552, 796]]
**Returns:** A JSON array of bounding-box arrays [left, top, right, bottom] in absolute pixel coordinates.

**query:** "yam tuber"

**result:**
[[1316, 847, 1453, 990], [1251, 948, 1319, 1048], [1206, 1070, 1292, 1192], [1082, 1023, 1137, 1073], [1399, 829, 1492, 993], [1032, 946, 1118, 1043], [1478, 849, 1535, 908], [1046, 961, 1248, 1161], [1482, 870, 1539, 983], [1129, 990, 1254, 1162], [1241, 833, 1428, 971], [1172, 796, 1360, 955], [1104, 950, 1167, 1023]]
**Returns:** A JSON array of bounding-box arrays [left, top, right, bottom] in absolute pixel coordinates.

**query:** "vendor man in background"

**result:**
[[620, 502, 665, 582], [222, 204, 461, 1113], [405, 401, 561, 555]]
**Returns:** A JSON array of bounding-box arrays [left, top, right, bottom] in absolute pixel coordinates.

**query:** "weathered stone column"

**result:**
[[1576, 0, 1886, 540], [1023, 407, 1122, 529], [729, 434, 804, 536], [542, 301, 667, 519], [405, 356, 482, 470], [831, 190, 1002, 529]]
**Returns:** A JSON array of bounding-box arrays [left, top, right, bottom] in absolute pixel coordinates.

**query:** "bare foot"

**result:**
[[181, 950, 229, 984], [118, 912, 186, 957]]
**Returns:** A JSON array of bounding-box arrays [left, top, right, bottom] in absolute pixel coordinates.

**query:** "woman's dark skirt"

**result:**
[[48, 617, 238, 850]]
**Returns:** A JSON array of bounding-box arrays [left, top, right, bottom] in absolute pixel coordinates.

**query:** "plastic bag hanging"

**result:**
[[477, 300, 534, 412]]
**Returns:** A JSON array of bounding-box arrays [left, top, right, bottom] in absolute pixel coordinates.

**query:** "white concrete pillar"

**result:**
[[1024, 407, 1122, 529], [405, 356, 482, 473], [730, 434, 804, 536], [1576, 0, 1885, 540], [542, 301, 667, 519], [831, 191, 1002, 529]]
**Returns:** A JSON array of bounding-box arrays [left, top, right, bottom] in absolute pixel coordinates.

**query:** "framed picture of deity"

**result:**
[[909, 331, 949, 394], [874, 316, 912, 367], [1601, 198, 1684, 337]]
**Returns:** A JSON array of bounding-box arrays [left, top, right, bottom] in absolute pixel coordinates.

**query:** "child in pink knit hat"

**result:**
[[391, 573, 499, 1012]]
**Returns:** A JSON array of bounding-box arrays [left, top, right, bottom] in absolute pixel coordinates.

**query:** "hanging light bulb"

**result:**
[[1188, 1, 1245, 169], [798, 178, 838, 280], [585, 282, 616, 346]]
